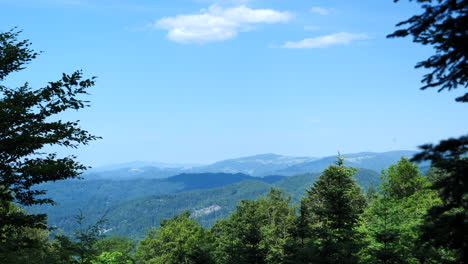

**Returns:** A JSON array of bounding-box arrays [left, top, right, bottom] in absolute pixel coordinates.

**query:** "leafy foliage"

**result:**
[[389, 0, 467, 102], [362, 158, 442, 263], [212, 188, 296, 264], [0, 28, 98, 240], [135, 212, 214, 264]]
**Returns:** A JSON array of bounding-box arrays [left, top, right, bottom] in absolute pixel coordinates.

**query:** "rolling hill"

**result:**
[[37, 169, 379, 239]]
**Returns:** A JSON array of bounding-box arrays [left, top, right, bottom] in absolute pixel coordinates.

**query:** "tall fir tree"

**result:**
[[301, 157, 366, 264]]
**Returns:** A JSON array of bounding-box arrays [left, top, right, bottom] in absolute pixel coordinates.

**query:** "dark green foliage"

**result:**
[[380, 157, 427, 200], [135, 212, 214, 264], [366, 183, 378, 204], [389, 1, 467, 262], [412, 136, 468, 263], [1, 158, 448, 263], [362, 158, 444, 263], [32, 173, 284, 234], [91, 251, 133, 264], [93, 235, 135, 259], [32, 169, 378, 239], [51, 213, 111, 264], [0, 28, 98, 242], [0, 203, 52, 264], [212, 188, 296, 264], [212, 200, 266, 264], [0, 28, 38, 80], [389, 0, 467, 102], [300, 157, 367, 264], [166, 173, 284, 190]]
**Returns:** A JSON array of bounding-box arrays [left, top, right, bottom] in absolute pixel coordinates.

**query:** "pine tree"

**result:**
[[413, 138, 468, 263], [212, 188, 296, 264], [301, 157, 366, 264]]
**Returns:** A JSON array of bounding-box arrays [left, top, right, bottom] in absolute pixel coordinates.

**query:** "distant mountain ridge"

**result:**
[[85, 150, 420, 180]]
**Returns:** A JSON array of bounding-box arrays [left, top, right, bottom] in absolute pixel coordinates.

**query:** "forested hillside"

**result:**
[[35, 169, 379, 238]]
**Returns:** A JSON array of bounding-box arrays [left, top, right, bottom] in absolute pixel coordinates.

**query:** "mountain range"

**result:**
[[84, 150, 420, 180], [32, 150, 425, 239]]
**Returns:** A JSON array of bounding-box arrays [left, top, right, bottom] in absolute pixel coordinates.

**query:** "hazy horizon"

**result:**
[[91, 149, 419, 169]]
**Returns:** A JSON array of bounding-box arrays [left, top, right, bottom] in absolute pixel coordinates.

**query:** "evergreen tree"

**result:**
[[413, 138, 468, 263], [388, 0, 467, 102], [301, 157, 366, 264], [135, 211, 214, 264], [0, 203, 53, 264], [362, 158, 442, 263], [212, 200, 265, 264], [366, 183, 378, 204], [388, 0, 467, 260], [212, 188, 296, 264], [257, 189, 296, 264], [380, 157, 426, 200]]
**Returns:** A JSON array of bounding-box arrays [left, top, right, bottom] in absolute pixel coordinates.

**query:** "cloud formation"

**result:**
[[310, 7, 332, 15], [282, 32, 368, 49], [155, 5, 292, 43]]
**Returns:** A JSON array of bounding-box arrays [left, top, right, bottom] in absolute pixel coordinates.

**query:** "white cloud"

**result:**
[[282, 32, 368, 49], [154, 5, 292, 43], [310, 7, 332, 16]]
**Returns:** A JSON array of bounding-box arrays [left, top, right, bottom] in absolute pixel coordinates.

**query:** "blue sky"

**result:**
[[1, 0, 466, 166]]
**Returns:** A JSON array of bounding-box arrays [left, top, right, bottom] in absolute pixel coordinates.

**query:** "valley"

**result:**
[[33, 151, 413, 238]]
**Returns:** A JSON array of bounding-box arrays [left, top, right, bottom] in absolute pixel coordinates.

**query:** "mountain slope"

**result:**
[[190, 153, 317, 176], [275, 151, 419, 175], [33, 173, 284, 231], [42, 169, 379, 239]]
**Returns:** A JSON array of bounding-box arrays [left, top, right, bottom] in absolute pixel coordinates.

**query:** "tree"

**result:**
[[361, 158, 441, 263], [212, 200, 266, 264], [388, 0, 467, 102], [389, 2, 467, 262], [379, 157, 427, 200], [93, 235, 135, 261], [365, 183, 378, 204], [212, 188, 296, 264], [0, 203, 53, 264], [91, 252, 133, 264], [301, 157, 367, 264], [256, 189, 296, 264], [413, 137, 468, 263], [0, 28, 98, 234], [134, 211, 214, 264]]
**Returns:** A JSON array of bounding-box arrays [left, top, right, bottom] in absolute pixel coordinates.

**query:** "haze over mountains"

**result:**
[[31, 150, 427, 238], [85, 150, 419, 180]]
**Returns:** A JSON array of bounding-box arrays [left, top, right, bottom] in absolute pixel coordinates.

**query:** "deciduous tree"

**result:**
[[0, 28, 98, 237]]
